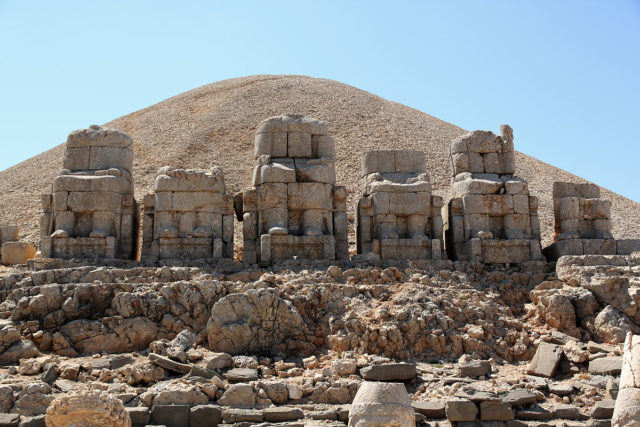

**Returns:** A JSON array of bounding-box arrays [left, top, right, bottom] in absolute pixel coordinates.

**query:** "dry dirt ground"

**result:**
[[0, 75, 638, 253]]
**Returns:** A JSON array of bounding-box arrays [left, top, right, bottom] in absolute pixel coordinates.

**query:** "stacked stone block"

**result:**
[[39, 125, 137, 259], [545, 182, 640, 259], [444, 125, 543, 263], [240, 115, 348, 265], [356, 150, 444, 260], [0, 225, 35, 265], [141, 167, 234, 262]]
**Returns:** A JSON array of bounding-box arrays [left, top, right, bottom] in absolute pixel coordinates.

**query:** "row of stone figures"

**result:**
[[38, 116, 640, 265]]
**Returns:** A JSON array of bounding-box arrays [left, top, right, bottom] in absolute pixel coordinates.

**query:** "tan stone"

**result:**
[[1, 242, 36, 265], [45, 389, 131, 427], [348, 381, 415, 427]]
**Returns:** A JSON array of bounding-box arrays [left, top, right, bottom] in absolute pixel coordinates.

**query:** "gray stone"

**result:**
[[18, 415, 45, 427], [149, 352, 191, 374], [554, 404, 586, 420], [224, 368, 258, 382], [527, 342, 562, 378], [445, 399, 478, 422], [221, 408, 263, 423], [126, 407, 150, 427], [591, 400, 615, 419], [588, 357, 622, 375], [189, 405, 222, 427], [359, 363, 417, 381], [480, 401, 514, 421], [548, 383, 573, 396], [150, 405, 190, 427], [501, 389, 539, 406], [349, 381, 415, 426], [459, 360, 491, 378], [262, 407, 304, 422], [412, 401, 445, 418], [516, 405, 552, 420], [0, 414, 19, 427]]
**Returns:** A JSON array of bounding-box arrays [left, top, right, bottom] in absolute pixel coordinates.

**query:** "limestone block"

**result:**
[[254, 131, 287, 158], [389, 192, 429, 216], [53, 192, 68, 212], [593, 218, 611, 236], [529, 196, 539, 212], [381, 239, 431, 260], [531, 215, 541, 239], [432, 195, 443, 208], [395, 150, 426, 173], [583, 199, 611, 219], [334, 186, 347, 211], [583, 239, 616, 255], [561, 218, 579, 234], [616, 239, 640, 255], [467, 130, 502, 153], [39, 214, 52, 240], [502, 151, 516, 175], [260, 161, 296, 184], [481, 239, 534, 264], [223, 214, 234, 243], [178, 212, 196, 236], [334, 212, 348, 241], [287, 132, 312, 157], [462, 194, 513, 215], [371, 192, 390, 215], [431, 215, 444, 240], [0, 226, 18, 244], [294, 159, 336, 184], [154, 192, 173, 211], [256, 114, 328, 135], [483, 152, 501, 174], [53, 174, 130, 194], [449, 198, 464, 215], [451, 152, 470, 175], [261, 234, 336, 263], [469, 152, 484, 173], [54, 211, 75, 235], [88, 146, 133, 172], [67, 191, 122, 213], [41, 193, 53, 211], [513, 194, 530, 214], [243, 188, 258, 212], [312, 135, 335, 160], [505, 179, 528, 194], [172, 191, 222, 213], [258, 183, 287, 209], [348, 381, 415, 427], [464, 214, 490, 239], [45, 390, 131, 427], [504, 214, 530, 239], [1, 242, 36, 265], [63, 146, 91, 170], [243, 212, 258, 240], [66, 125, 132, 149], [362, 151, 396, 175], [287, 183, 333, 210], [452, 178, 502, 196]]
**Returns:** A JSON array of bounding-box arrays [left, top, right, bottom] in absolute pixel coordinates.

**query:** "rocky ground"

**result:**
[[0, 254, 636, 426]]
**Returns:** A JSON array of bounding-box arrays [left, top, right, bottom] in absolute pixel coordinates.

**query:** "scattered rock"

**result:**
[[217, 383, 255, 408], [589, 357, 622, 375], [527, 342, 563, 378], [45, 390, 131, 427], [359, 363, 417, 381], [412, 401, 445, 418], [445, 398, 478, 422], [480, 401, 514, 421]]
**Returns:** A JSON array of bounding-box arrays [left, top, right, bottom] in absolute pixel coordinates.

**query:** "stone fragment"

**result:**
[[554, 404, 586, 420], [592, 400, 615, 419], [480, 401, 514, 421], [1, 242, 36, 265], [148, 353, 190, 374], [445, 398, 478, 422], [221, 408, 264, 423], [224, 368, 258, 382], [125, 407, 150, 427], [527, 342, 562, 378], [459, 360, 491, 377], [0, 414, 19, 427], [332, 359, 357, 376], [189, 405, 222, 427], [588, 357, 622, 375], [217, 383, 255, 408], [349, 381, 415, 426], [45, 390, 131, 427], [150, 405, 189, 427], [612, 333, 640, 426], [359, 363, 417, 381], [205, 352, 233, 370], [263, 406, 304, 422], [412, 401, 445, 419], [501, 389, 539, 406], [17, 415, 45, 427], [516, 405, 553, 420]]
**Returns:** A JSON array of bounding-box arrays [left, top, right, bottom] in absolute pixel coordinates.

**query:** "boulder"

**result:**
[[207, 288, 313, 356], [348, 381, 415, 426], [459, 359, 491, 377], [45, 390, 131, 427]]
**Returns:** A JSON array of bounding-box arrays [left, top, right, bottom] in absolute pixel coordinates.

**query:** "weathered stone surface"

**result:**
[[612, 333, 640, 426], [0, 414, 19, 427], [501, 389, 539, 406], [589, 357, 622, 375], [217, 383, 255, 408], [527, 342, 562, 378], [554, 404, 586, 420], [516, 405, 553, 420], [349, 381, 415, 426], [263, 406, 304, 422], [445, 398, 478, 422], [45, 390, 131, 427], [207, 287, 312, 356], [359, 363, 417, 381], [592, 400, 615, 419], [459, 360, 491, 377], [332, 359, 357, 376], [412, 401, 445, 419], [1, 242, 36, 265], [150, 404, 189, 427], [221, 408, 263, 423], [480, 401, 514, 421], [126, 407, 150, 427], [189, 405, 222, 427], [224, 367, 258, 382]]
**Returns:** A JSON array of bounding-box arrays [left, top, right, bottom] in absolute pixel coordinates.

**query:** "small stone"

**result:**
[[224, 368, 258, 382], [554, 404, 586, 420], [332, 359, 357, 376], [287, 383, 303, 400], [548, 383, 574, 396], [501, 389, 539, 406], [591, 400, 615, 419], [262, 406, 304, 422]]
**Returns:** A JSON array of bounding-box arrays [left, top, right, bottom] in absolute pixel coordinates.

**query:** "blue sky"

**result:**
[[1, 1, 639, 201]]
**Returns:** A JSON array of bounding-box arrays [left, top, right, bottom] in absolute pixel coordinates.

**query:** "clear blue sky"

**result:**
[[1, 1, 638, 201]]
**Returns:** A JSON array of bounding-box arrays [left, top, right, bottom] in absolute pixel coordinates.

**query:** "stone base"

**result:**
[[42, 236, 117, 259], [377, 238, 443, 261], [259, 234, 336, 265], [149, 237, 225, 261], [1, 242, 36, 265], [464, 238, 542, 264], [545, 238, 640, 260]]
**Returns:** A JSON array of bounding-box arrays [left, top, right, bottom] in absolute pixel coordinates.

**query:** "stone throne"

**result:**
[[240, 115, 348, 265], [444, 125, 543, 263], [39, 125, 137, 259], [356, 150, 444, 260], [141, 166, 234, 262]]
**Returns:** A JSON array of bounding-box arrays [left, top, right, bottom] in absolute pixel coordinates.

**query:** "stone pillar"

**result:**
[[612, 333, 640, 427], [348, 381, 415, 427]]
